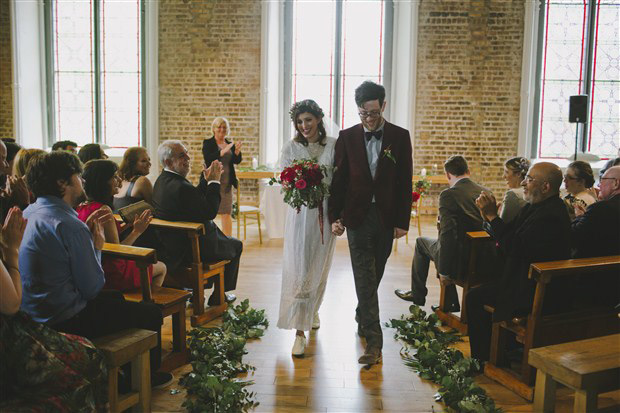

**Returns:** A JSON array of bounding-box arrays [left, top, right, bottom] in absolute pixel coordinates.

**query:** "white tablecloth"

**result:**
[[259, 181, 287, 239]]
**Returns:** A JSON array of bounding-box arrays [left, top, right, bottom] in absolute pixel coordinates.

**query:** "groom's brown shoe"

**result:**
[[358, 347, 382, 365]]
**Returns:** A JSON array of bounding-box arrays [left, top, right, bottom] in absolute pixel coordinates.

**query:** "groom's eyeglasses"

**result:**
[[358, 110, 382, 119]]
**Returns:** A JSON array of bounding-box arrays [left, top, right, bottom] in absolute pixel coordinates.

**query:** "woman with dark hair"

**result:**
[[498, 157, 530, 223], [201, 117, 242, 236], [114, 146, 154, 209], [77, 143, 107, 164], [76, 159, 166, 290], [564, 160, 597, 219], [277, 99, 336, 357]]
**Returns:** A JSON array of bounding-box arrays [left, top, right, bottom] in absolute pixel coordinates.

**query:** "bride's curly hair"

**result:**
[[289, 99, 327, 147]]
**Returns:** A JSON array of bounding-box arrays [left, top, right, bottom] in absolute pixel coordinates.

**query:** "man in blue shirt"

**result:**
[[20, 151, 172, 388]]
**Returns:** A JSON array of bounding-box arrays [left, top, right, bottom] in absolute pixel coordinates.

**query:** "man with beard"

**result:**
[[465, 162, 571, 363], [19, 151, 173, 388]]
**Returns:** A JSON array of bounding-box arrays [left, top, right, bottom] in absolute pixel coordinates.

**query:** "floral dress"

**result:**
[[0, 312, 108, 411]]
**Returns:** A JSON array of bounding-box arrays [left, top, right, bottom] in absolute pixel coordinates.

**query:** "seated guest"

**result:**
[[19, 151, 173, 388], [0, 206, 108, 411], [395, 155, 488, 311], [153, 140, 242, 306], [0, 142, 29, 222], [498, 157, 530, 223], [78, 143, 108, 164], [571, 166, 620, 258], [13, 148, 46, 179], [467, 162, 571, 362], [114, 146, 154, 209], [51, 140, 78, 153], [563, 160, 597, 220], [77, 159, 166, 290]]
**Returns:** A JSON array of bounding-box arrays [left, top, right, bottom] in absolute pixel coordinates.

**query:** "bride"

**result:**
[[277, 99, 337, 357]]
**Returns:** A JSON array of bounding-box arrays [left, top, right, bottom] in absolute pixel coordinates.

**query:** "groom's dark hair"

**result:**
[[355, 81, 385, 107]]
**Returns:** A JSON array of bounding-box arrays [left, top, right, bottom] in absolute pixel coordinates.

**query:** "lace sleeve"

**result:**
[[279, 140, 295, 169]]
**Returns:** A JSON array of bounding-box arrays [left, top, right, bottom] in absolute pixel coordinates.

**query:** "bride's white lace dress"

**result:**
[[277, 137, 337, 331]]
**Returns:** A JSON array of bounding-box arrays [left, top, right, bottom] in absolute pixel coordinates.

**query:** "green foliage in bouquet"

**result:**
[[180, 299, 268, 412], [414, 176, 432, 195], [387, 306, 502, 413], [269, 158, 330, 212]]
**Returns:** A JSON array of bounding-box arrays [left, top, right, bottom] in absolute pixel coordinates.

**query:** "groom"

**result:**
[[329, 81, 413, 365]]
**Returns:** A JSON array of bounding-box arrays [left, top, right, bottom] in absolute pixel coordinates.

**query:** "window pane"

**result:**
[[538, 1, 588, 158], [291, 0, 336, 124], [100, 0, 142, 148], [52, 0, 95, 145], [587, 1, 619, 158], [339, 0, 384, 129]]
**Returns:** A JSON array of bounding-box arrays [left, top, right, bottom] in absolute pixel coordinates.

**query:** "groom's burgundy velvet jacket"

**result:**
[[328, 121, 413, 230]]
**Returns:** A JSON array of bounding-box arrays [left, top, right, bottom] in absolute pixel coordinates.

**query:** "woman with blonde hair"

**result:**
[[201, 117, 243, 236], [113, 146, 154, 209], [12, 148, 46, 179]]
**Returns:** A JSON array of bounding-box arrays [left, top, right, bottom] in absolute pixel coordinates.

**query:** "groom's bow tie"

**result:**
[[365, 130, 383, 141]]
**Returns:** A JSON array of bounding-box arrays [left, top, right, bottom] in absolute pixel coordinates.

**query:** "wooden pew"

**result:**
[[434, 231, 496, 334], [529, 334, 620, 413], [146, 218, 230, 327], [484, 255, 620, 401], [93, 328, 157, 413], [101, 243, 191, 372]]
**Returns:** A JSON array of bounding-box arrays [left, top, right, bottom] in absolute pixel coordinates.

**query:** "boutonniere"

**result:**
[[382, 145, 396, 164]]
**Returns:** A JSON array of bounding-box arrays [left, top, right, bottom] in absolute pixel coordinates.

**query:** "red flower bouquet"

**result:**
[[270, 158, 330, 241]]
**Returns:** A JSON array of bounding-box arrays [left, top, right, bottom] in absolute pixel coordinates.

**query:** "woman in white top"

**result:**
[[277, 100, 337, 357], [499, 157, 530, 223], [564, 160, 597, 220]]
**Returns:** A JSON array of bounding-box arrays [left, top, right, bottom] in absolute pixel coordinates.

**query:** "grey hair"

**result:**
[[211, 117, 230, 136], [158, 140, 184, 166]]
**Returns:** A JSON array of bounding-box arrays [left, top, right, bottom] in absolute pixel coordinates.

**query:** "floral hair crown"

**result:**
[[289, 99, 324, 123]]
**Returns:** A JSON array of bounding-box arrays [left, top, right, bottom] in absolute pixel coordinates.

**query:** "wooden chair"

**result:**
[[235, 185, 262, 244], [484, 255, 620, 401], [101, 243, 191, 372], [147, 218, 231, 327], [93, 328, 157, 413], [434, 231, 497, 334]]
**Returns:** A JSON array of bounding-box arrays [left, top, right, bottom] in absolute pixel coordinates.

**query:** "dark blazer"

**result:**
[[571, 193, 620, 258], [438, 177, 490, 279], [328, 121, 413, 230], [152, 170, 220, 271], [202, 137, 242, 188], [486, 195, 571, 321]]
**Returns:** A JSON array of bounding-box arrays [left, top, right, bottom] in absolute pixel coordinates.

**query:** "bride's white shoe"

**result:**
[[312, 312, 320, 329], [292, 335, 306, 357]]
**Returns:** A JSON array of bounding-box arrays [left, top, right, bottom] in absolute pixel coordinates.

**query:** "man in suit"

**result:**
[[395, 155, 488, 311], [467, 162, 571, 362], [329, 81, 413, 365], [152, 140, 242, 305], [571, 165, 620, 258]]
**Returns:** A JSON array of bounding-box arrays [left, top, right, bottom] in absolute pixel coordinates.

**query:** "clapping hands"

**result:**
[[2, 176, 30, 207], [85, 207, 113, 250], [476, 191, 499, 222], [203, 160, 224, 182], [2, 207, 27, 255], [132, 209, 153, 235]]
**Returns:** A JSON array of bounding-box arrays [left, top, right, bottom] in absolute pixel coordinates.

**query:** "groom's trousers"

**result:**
[[346, 204, 394, 351]]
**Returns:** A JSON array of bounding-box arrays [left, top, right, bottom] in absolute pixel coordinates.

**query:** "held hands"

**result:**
[[331, 219, 345, 236], [86, 208, 113, 250], [476, 191, 498, 222], [2, 207, 27, 255], [132, 209, 153, 235], [203, 160, 224, 182], [394, 227, 407, 239]]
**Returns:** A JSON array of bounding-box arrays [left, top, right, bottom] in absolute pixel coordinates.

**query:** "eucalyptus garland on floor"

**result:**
[[180, 299, 269, 412], [387, 305, 502, 413]]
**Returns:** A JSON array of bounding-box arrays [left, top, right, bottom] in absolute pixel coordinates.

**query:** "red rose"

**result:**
[[295, 179, 307, 189], [412, 191, 421, 203], [280, 168, 295, 183], [305, 168, 323, 186]]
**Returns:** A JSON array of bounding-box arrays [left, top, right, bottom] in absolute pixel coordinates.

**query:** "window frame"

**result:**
[[43, 0, 146, 149]]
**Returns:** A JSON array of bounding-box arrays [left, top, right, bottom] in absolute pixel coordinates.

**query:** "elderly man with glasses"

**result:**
[[464, 162, 572, 363], [571, 165, 620, 259]]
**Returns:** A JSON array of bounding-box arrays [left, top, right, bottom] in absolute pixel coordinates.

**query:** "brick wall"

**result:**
[[0, 0, 14, 138], [414, 0, 524, 214], [158, 0, 261, 203]]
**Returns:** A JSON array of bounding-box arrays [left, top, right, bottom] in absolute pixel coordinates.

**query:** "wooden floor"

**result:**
[[153, 217, 620, 412]]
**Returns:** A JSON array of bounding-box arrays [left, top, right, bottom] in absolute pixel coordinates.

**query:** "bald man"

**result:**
[[571, 165, 620, 258], [466, 162, 571, 362]]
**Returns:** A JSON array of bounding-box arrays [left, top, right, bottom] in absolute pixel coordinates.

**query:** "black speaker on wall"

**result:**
[[569, 95, 588, 123]]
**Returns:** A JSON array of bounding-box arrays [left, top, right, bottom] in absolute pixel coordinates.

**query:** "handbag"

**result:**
[[117, 200, 155, 223]]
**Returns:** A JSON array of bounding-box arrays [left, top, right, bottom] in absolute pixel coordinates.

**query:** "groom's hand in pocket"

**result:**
[[393, 227, 407, 239], [331, 219, 345, 236]]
